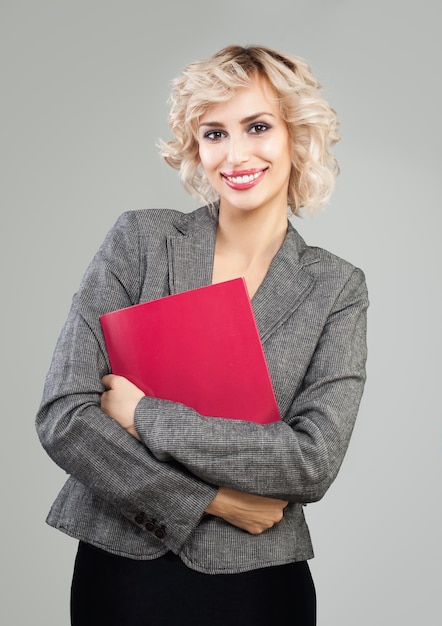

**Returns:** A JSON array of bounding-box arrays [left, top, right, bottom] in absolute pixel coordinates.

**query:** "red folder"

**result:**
[[100, 278, 280, 424]]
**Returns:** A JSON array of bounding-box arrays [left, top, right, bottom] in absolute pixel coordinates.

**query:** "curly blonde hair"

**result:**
[[159, 45, 340, 214]]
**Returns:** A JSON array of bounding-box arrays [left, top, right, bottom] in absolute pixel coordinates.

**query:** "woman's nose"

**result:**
[[227, 134, 249, 166]]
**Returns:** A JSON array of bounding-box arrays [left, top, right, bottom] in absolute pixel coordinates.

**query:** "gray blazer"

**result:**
[[36, 206, 368, 574]]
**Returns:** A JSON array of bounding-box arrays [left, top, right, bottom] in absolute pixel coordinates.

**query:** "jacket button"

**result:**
[[154, 527, 166, 540], [134, 513, 145, 524], [145, 520, 156, 532]]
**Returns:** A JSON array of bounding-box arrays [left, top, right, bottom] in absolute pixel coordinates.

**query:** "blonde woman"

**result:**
[[37, 45, 368, 626]]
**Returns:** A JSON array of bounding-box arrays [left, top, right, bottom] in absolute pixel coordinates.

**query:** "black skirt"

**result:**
[[71, 541, 316, 626]]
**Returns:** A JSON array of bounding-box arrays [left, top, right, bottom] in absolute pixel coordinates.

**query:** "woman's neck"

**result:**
[[212, 203, 289, 298], [216, 203, 289, 264]]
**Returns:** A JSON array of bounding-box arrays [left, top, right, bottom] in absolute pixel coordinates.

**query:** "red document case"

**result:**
[[100, 278, 280, 424]]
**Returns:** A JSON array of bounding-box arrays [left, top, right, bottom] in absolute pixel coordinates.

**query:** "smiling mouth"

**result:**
[[221, 168, 267, 189]]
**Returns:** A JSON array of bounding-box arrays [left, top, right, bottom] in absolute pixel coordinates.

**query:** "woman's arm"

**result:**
[[129, 267, 368, 503], [99, 375, 288, 535], [36, 301, 221, 553], [35, 212, 221, 553]]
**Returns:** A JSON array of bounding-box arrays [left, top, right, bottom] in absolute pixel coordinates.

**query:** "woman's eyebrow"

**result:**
[[240, 112, 275, 124], [199, 112, 275, 129], [198, 121, 226, 129]]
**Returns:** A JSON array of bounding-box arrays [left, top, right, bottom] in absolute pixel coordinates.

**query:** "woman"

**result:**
[[36, 45, 368, 625]]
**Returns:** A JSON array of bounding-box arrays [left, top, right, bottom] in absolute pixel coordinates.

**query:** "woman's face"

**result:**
[[198, 75, 292, 217]]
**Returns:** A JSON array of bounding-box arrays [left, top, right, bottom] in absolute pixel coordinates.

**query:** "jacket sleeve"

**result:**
[[35, 212, 217, 554], [133, 266, 369, 503]]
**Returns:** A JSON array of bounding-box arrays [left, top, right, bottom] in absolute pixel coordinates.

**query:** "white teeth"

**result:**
[[226, 172, 262, 184]]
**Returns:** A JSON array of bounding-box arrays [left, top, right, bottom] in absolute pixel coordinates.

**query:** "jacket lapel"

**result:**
[[166, 208, 319, 343], [251, 224, 318, 343], [166, 207, 218, 294]]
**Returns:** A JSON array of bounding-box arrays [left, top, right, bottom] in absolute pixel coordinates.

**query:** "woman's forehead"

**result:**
[[198, 76, 280, 123]]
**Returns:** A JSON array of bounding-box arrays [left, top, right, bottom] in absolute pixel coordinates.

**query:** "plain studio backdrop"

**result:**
[[1, 1, 441, 624]]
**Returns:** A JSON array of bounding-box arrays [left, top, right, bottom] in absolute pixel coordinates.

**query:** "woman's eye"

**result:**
[[204, 130, 226, 141], [249, 123, 270, 134]]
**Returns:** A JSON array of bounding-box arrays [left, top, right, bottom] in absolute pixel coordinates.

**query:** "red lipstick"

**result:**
[[221, 168, 267, 190]]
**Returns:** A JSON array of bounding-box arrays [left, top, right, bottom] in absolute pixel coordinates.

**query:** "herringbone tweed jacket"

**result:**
[[36, 205, 368, 574]]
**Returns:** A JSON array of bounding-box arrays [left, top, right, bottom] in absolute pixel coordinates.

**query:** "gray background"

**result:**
[[1, 1, 441, 624]]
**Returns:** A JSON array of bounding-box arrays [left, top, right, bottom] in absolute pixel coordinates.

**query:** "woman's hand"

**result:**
[[205, 487, 288, 535], [101, 374, 144, 440]]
